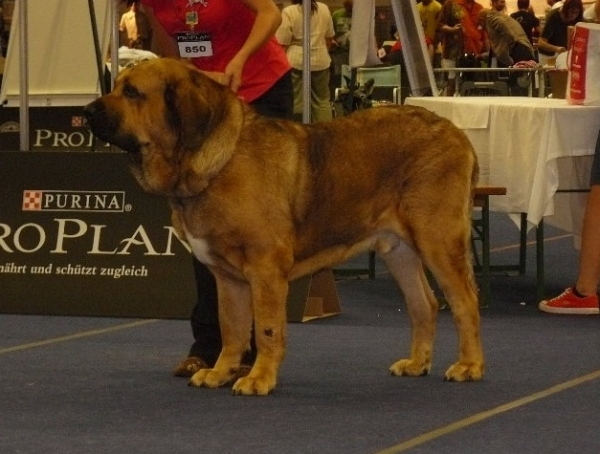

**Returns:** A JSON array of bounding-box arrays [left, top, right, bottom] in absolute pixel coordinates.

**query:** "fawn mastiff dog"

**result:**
[[84, 58, 483, 396]]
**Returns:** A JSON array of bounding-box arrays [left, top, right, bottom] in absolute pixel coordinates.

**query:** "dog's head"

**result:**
[[84, 58, 241, 197]]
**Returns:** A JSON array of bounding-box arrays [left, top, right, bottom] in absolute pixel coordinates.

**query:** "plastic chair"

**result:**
[[338, 64, 402, 104]]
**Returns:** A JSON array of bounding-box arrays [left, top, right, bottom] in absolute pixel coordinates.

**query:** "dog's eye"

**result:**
[[122, 83, 141, 99]]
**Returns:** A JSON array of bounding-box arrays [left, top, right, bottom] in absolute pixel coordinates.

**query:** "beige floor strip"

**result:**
[[0, 319, 159, 355], [490, 233, 573, 254], [375, 368, 600, 454]]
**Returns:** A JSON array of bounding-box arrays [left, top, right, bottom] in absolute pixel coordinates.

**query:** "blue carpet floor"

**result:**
[[1, 213, 598, 454]]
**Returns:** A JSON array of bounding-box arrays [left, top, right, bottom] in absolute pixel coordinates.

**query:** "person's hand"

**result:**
[[223, 56, 246, 94], [556, 46, 568, 54], [200, 70, 228, 86]]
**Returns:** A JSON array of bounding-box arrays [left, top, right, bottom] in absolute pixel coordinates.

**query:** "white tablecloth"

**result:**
[[404, 96, 600, 237]]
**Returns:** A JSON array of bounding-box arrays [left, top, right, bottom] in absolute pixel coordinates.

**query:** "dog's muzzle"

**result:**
[[84, 100, 141, 154]]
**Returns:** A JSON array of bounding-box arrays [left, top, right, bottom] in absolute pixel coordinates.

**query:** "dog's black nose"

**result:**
[[83, 100, 100, 121]]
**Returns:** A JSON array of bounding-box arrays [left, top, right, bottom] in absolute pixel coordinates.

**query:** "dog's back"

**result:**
[[290, 105, 478, 271]]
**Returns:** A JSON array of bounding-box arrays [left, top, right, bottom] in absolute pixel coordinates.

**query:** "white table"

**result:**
[[405, 96, 600, 230], [404, 96, 600, 298]]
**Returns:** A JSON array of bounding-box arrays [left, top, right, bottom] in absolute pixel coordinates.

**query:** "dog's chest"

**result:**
[[183, 227, 214, 266]]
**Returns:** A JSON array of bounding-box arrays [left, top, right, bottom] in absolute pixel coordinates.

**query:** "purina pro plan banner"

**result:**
[[0, 151, 196, 319]]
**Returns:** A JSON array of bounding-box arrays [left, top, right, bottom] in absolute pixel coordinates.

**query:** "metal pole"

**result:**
[[390, 0, 437, 97], [18, 0, 29, 151], [88, 0, 107, 95], [301, 0, 311, 124]]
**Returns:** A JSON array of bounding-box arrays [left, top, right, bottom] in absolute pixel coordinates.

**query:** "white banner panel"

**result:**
[[1, 0, 112, 106]]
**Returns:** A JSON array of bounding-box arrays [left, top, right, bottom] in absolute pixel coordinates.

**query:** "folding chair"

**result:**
[[336, 64, 402, 104], [460, 80, 509, 97]]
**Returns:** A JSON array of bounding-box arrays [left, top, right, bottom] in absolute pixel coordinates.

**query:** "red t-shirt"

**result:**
[[142, 0, 290, 102], [456, 0, 485, 55]]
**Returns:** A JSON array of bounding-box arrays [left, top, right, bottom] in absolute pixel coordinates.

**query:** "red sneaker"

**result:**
[[539, 287, 599, 315]]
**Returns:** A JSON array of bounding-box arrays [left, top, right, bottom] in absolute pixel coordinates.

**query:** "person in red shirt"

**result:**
[[140, 0, 293, 378], [438, 0, 486, 95]]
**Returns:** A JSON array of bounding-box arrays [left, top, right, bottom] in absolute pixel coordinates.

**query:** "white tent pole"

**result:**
[[19, 0, 30, 151], [301, 0, 311, 124]]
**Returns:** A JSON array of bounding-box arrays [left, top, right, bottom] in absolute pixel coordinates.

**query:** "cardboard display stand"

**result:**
[[287, 269, 341, 323]]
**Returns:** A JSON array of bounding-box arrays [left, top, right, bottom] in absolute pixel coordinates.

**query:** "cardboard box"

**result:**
[[548, 70, 568, 99]]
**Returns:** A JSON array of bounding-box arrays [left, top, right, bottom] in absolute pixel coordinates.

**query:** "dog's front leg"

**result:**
[[189, 276, 252, 389], [231, 276, 288, 396]]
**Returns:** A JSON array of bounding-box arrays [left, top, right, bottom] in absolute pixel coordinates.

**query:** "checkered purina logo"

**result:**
[[20, 190, 128, 212], [22, 190, 43, 211]]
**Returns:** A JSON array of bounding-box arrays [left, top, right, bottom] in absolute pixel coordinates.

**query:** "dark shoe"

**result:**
[[174, 356, 253, 381], [173, 356, 208, 377]]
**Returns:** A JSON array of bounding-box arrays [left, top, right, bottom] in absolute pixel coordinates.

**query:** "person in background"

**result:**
[[329, 0, 352, 96], [119, 0, 152, 50], [140, 0, 293, 378], [438, 0, 486, 96], [491, 0, 506, 13], [537, 0, 583, 66], [551, 0, 564, 11], [380, 24, 434, 65], [417, 0, 442, 71], [510, 0, 541, 46], [479, 1, 535, 68], [479, 1, 536, 94], [539, 131, 600, 315], [276, 0, 334, 122]]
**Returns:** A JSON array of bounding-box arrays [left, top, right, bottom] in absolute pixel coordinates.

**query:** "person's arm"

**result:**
[[537, 36, 567, 54], [537, 14, 566, 54], [325, 8, 335, 52], [274, 7, 292, 47], [489, 17, 513, 65], [119, 14, 129, 47], [140, 5, 179, 57], [437, 2, 462, 38], [225, 0, 283, 93]]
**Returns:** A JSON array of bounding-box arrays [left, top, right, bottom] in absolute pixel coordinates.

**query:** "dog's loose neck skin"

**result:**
[[146, 77, 250, 200], [179, 97, 247, 197]]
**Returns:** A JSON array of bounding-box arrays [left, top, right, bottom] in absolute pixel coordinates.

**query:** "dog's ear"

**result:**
[[163, 72, 221, 152]]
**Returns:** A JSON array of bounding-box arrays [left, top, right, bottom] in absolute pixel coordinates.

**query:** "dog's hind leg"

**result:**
[[418, 231, 484, 382], [382, 242, 438, 378]]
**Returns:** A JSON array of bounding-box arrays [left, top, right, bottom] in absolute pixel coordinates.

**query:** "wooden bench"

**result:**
[[473, 186, 528, 306]]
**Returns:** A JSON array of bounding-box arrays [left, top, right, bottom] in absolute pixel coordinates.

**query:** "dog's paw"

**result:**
[[231, 374, 276, 396], [389, 359, 431, 377], [188, 368, 233, 388], [443, 362, 484, 382]]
